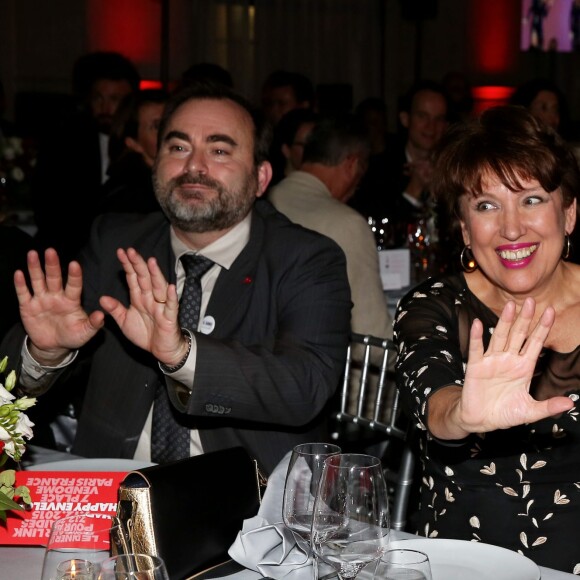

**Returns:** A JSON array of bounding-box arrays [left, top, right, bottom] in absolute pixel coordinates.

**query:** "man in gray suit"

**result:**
[[4, 83, 351, 474]]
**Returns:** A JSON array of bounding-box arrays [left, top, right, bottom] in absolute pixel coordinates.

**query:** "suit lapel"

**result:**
[[205, 208, 265, 339]]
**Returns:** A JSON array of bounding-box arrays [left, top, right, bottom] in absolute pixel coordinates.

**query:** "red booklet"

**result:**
[[0, 471, 128, 546]]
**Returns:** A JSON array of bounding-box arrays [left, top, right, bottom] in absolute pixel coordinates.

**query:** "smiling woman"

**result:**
[[393, 105, 580, 574]]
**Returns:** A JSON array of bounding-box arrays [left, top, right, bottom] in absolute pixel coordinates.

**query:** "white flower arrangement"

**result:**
[[0, 356, 36, 524], [0, 135, 36, 214]]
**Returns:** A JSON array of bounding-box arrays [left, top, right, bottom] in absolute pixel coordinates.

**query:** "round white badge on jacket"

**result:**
[[200, 316, 215, 335]]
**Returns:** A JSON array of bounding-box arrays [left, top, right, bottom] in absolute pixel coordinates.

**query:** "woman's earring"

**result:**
[[460, 245, 478, 273], [562, 233, 571, 260]]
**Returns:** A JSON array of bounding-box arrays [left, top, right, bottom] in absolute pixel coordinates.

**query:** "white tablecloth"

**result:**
[[4, 543, 575, 580], [4, 449, 577, 579]]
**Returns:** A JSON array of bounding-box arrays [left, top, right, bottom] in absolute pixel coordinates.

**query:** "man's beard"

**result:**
[[153, 170, 258, 233]]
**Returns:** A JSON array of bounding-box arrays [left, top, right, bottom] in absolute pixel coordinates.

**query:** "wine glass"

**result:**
[[311, 453, 390, 580], [282, 442, 342, 545], [377, 549, 433, 580], [41, 512, 125, 580], [97, 554, 170, 579]]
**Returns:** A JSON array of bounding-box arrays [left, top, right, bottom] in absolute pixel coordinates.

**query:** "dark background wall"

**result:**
[[1, 0, 579, 135]]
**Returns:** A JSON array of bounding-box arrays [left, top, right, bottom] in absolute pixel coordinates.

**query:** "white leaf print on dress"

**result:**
[[416, 365, 428, 377], [441, 350, 453, 362], [554, 490, 570, 504], [532, 536, 547, 546], [552, 424, 566, 438], [480, 463, 496, 475]]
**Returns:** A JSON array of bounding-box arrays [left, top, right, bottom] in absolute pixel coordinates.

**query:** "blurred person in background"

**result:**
[[0, 222, 34, 341], [260, 69, 315, 127], [441, 71, 474, 124], [97, 88, 168, 216], [268, 108, 319, 187], [32, 51, 140, 263], [349, 80, 449, 256], [509, 78, 569, 136]]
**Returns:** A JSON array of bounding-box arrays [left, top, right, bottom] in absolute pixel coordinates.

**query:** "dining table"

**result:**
[[2, 445, 578, 580], [3, 531, 576, 579]]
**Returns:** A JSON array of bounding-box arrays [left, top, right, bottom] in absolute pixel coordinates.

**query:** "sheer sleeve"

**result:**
[[393, 276, 475, 433]]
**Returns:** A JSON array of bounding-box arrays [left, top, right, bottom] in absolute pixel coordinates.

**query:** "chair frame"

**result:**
[[331, 333, 416, 531]]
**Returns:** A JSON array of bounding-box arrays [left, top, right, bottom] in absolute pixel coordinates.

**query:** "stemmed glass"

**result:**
[[377, 549, 433, 580], [41, 512, 124, 580], [311, 454, 390, 580], [283, 442, 342, 545], [97, 554, 170, 579]]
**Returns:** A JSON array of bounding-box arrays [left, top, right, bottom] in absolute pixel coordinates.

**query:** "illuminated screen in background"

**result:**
[[521, 0, 580, 52]]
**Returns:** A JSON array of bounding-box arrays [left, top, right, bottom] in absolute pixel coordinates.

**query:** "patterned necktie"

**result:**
[[151, 254, 214, 463]]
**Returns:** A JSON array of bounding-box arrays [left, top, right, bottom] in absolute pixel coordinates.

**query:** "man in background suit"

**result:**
[[32, 51, 140, 264], [349, 80, 449, 249], [269, 113, 392, 342], [3, 83, 351, 474]]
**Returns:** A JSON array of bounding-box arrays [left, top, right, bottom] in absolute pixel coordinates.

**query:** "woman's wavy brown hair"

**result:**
[[432, 105, 580, 230]]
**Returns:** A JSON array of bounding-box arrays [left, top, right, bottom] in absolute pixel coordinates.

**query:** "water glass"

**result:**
[[311, 453, 391, 580], [97, 554, 170, 579], [377, 549, 433, 580], [282, 442, 341, 543], [41, 512, 124, 580]]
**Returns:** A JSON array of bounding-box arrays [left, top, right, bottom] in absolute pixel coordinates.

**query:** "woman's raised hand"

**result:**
[[458, 297, 574, 433]]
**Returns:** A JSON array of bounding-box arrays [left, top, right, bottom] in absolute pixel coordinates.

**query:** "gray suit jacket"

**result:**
[[7, 200, 351, 473]]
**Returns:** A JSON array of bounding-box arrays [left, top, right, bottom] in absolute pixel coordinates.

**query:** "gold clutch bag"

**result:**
[[116, 447, 267, 580]]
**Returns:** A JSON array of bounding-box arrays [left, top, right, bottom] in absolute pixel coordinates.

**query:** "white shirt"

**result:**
[[99, 132, 110, 184]]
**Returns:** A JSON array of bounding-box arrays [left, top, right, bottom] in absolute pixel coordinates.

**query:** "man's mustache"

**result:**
[[171, 174, 222, 190]]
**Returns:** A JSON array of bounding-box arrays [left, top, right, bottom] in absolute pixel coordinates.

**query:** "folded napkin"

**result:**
[[228, 451, 330, 580]]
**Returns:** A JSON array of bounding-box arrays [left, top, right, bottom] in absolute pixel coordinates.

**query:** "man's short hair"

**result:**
[[275, 108, 320, 148], [157, 81, 272, 166], [180, 62, 234, 89], [108, 89, 169, 164], [355, 97, 387, 118], [302, 113, 370, 166], [262, 70, 315, 105], [398, 79, 449, 116], [72, 51, 141, 98]]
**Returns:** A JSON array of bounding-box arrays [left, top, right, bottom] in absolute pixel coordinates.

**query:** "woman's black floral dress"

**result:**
[[394, 273, 580, 574]]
